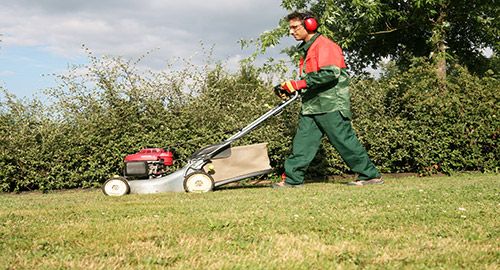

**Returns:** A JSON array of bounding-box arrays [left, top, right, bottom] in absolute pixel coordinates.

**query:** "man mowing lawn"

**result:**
[[273, 11, 382, 188]]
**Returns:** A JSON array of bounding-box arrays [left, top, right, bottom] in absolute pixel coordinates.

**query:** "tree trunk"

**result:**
[[433, 9, 447, 90]]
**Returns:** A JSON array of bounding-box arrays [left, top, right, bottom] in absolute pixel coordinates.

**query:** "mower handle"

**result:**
[[224, 90, 299, 142], [191, 90, 299, 162]]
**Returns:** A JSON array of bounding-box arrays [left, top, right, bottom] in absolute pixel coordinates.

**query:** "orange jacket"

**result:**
[[299, 35, 346, 75]]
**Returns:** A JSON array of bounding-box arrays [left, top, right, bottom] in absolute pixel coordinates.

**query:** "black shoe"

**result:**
[[272, 182, 305, 189], [347, 178, 384, 186]]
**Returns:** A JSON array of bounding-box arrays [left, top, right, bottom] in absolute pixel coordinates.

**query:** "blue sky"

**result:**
[[0, 0, 293, 99], [0, 46, 86, 97]]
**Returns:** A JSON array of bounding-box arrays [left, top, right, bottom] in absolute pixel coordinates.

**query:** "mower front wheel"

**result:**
[[102, 176, 130, 196], [184, 172, 214, 193]]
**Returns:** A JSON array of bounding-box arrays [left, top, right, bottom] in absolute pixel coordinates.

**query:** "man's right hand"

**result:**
[[274, 85, 289, 100], [281, 80, 307, 93]]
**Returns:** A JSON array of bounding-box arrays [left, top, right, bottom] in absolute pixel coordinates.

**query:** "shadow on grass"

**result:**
[[215, 181, 271, 191]]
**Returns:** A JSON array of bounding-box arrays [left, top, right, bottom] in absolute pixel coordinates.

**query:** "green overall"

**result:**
[[284, 34, 380, 185]]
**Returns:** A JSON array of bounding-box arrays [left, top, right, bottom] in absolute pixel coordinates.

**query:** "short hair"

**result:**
[[286, 10, 315, 21]]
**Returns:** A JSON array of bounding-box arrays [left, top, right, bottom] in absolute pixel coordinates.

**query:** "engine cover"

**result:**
[[124, 148, 173, 166]]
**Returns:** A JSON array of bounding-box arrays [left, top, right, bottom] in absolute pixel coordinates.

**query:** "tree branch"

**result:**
[[368, 28, 399, 35]]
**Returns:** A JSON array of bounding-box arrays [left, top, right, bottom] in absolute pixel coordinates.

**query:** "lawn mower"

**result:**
[[102, 87, 298, 196]]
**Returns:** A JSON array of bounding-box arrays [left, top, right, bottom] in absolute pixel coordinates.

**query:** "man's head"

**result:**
[[287, 11, 318, 42]]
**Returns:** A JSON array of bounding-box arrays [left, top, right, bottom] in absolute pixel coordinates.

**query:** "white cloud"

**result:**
[[0, 1, 299, 97], [0, 70, 16, 77], [226, 54, 243, 72], [0, 0, 288, 65]]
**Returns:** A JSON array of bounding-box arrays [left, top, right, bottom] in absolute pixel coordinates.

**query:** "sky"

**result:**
[[0, 0, 294, 99]]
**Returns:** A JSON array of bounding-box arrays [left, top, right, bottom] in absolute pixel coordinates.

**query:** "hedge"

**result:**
[[0, 56, 498, 192]]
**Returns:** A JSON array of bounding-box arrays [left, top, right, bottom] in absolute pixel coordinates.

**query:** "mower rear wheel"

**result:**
[[184, 172, 214, 193], [102, 176, 130, 196]]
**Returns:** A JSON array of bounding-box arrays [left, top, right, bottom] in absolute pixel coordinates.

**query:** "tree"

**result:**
[[256, 0, 499, 81]]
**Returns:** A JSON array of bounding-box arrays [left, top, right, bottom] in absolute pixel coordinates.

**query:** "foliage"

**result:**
[[0, 53, 498, 192], [0, 174, 498, 268], [255, 0, 499, 74], [0, 89, 62, 192], [0, 53, 297, 192], [351, 59, 499, 174]]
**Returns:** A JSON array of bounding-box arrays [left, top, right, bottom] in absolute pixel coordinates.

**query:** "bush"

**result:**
[[350, 61, 499, 174], [0, 55, 297, 191], [0, 56, 498, 192]]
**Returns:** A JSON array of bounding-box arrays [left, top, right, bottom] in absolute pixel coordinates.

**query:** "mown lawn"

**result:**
[[0, 173, 498, 269]]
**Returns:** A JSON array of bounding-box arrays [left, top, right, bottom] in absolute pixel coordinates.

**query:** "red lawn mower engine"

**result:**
[[123, 148, 174, 179]]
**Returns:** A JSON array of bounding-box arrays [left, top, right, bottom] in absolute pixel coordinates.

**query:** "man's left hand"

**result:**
[[281, 80, 307, 93]]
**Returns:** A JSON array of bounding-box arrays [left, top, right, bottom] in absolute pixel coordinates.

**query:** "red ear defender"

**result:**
[[303, 17, 318, 32]]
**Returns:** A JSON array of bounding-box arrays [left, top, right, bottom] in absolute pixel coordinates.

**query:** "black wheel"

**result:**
[[183, 172, 214, 193], [102, 176, 130, 196]]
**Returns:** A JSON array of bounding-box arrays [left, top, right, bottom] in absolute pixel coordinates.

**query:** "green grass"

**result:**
[[1, 173, 499, 269]]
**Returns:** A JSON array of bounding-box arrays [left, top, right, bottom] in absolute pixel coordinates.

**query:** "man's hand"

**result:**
[[273, 85, 288, 100], [281, 80, 307, 93]]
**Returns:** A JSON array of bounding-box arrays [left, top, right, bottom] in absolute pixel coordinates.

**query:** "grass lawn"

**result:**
[[0, 173, 499, 269]]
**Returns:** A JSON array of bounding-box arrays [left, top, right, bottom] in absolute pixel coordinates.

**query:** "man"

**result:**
[[273, 11, 382, 188]]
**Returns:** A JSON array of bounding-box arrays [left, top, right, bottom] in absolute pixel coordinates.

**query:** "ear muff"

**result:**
[[303, 16, 318, 32]]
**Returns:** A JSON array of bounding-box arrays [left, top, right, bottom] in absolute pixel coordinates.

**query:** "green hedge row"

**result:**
[[351, 62, 499, 175], [0, 57, 498, 192]]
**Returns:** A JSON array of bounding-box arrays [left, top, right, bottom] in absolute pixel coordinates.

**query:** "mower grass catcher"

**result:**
[[102, 89, 298, 196]]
